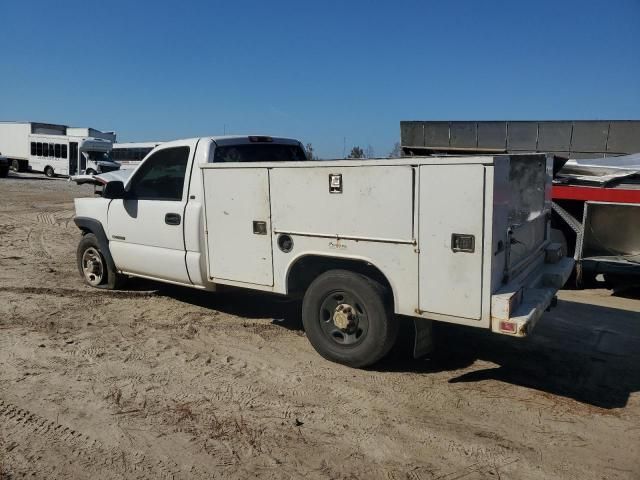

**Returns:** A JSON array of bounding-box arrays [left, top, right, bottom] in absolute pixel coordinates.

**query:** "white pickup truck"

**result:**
[[73, 135, 573, 367]]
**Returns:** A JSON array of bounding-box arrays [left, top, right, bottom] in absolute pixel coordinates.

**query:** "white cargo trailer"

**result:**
[[0, 121, 120, 177], [0, 122, 55, 171], [73, 136, 572, 367]]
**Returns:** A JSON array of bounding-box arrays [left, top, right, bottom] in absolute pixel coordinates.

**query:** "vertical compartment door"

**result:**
[[418, 165, 485, 319], [204, 169, 274, 286]]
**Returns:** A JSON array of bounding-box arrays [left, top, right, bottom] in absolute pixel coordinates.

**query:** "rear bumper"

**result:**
[[491, 247, 574, 337]]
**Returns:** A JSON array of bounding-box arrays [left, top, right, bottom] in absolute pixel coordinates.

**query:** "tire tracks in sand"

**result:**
[[0, 399, 184, 479]]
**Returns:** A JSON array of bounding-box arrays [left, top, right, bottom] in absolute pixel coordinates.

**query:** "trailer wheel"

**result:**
[[550, 228, 568, 257], [11, 160, 20, 172], [76, 233, 125, 289], [44, 166, 54, 178], [302, 269, 397, 368]]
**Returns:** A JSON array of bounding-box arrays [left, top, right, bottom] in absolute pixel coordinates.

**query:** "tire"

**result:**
[[76, 233, 126, 289], [604, 274, 637, 290], [301, 269, 397, 368], [550, 228, 568, 257], [11, 159, 20, 172], [0, 165, 8, 178], [86, 169, 97, 175], [44, 166, 54, 178]]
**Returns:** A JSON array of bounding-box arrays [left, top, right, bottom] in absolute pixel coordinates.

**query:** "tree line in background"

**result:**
[[305, 142, 401, 160]]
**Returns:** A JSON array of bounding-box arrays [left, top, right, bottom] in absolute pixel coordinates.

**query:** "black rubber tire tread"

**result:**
[[302, 269, 397, 368], [76, 233, 126, 290], [44, 166, 54, 178], [550, 228, 568, 257]]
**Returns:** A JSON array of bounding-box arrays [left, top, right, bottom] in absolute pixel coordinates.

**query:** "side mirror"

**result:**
[[102, 181, 125, 199]]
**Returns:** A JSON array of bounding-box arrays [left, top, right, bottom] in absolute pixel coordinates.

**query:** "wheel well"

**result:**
[[551, 200, 583, 256], [286, 255, 395, 307], [72, 217, 117, 274]]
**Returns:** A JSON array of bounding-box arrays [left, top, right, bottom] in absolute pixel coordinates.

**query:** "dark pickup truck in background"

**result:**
[[0, 153, 9, 177]]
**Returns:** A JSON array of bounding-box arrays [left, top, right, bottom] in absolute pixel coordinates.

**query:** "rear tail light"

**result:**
[[499, 321, 517, 334]]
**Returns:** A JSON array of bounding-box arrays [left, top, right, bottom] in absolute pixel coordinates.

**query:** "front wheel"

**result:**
[[302, 270, 397, 368], [44, 166, 54, 178], [76, 233, 125, 289]]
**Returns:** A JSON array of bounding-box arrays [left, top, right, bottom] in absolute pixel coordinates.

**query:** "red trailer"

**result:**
[[551, 155, 640, 287]]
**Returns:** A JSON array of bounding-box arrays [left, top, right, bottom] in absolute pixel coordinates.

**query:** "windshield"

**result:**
[[84, 151, 114, 163], [213, 143, 307, 163]]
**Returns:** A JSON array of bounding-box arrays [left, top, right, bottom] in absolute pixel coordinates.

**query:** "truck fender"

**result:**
[[73, 216, 117, 274], [284, 253, 398, 311]]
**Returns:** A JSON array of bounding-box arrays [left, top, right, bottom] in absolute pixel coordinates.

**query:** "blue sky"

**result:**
[[0, 0, 638, 158]]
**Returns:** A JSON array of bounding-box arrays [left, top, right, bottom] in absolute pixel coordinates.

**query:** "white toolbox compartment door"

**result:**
[[203, 168, 273, 286], [419, 164, 485, 319], [270, 165, 414, 242]]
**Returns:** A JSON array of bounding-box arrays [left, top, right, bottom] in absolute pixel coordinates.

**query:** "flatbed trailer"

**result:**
[[551, 177, 640, 287]]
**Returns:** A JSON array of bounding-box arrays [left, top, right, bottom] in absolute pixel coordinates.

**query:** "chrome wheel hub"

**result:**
[[82, 247, 104, 286], [320, 291, 369, 346], [333, 303, 356, 331]]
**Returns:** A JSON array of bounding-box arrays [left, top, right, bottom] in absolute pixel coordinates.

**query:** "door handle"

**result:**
[[165, 213, 181, 225]]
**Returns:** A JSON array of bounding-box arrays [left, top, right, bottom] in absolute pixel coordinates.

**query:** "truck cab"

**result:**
[[73, 136, 572, 368], [77, 138, 120, 175], [74, 135, 307, 284]]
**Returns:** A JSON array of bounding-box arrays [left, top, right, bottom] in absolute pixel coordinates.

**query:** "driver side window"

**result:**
[[128, 147, 190, 201]]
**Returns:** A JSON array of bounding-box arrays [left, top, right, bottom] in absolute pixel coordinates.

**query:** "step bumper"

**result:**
[[491, 255, 574, 337]]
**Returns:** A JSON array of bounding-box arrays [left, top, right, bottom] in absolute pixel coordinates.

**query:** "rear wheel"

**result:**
[[76, 233, 126, 289], [550, 228, 568, 257], [44, 166, 54, 178], [302, 270, 397, 368], [11, 159, 20, 172], [604, 274, 638, 290]]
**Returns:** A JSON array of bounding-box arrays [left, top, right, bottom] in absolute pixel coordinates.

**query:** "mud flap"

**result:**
[[413, 319, 434, 359]]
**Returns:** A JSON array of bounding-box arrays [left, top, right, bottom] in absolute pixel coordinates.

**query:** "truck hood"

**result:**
[[70, 169, 133, 186]]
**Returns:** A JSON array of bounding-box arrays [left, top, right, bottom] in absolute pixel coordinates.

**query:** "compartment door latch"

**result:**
[[451, 233, 475, 253], [253, 221, 268, 235]]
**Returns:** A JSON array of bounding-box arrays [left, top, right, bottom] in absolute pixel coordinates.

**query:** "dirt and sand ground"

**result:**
[[0, 172, 639, 480]]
